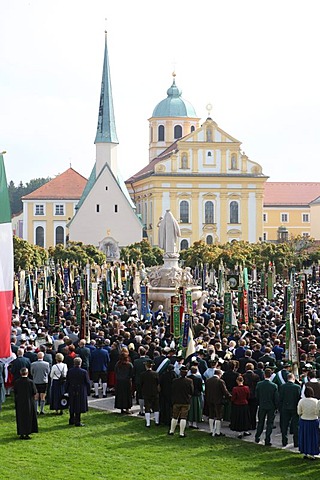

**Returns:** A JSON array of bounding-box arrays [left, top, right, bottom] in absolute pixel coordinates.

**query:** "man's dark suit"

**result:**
[[140, 369, 160, 413], [255, 379, 279, 445], [75, 346, 91, 370], [65, 366, 91, 426], [133, 356, 150, 399], [279, 380, 301, 447], [10, 356, 31, 381], [205, 375, 231, 420]]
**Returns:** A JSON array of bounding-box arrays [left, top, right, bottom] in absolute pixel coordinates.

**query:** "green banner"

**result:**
[[267, 272, 274, 300], [48, 297, 56, 327], [243, 268, 249, 291], [75, 294, 82, 325], [260, 270, 265, 295], [186, 290, 192, 313], [224, 292, 232, 334], [173, 305, 181, 338]]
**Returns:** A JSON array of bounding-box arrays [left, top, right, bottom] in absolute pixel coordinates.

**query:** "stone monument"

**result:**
[[147, 210, 201, 313]]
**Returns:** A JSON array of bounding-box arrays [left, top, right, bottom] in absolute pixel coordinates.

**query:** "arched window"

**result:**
[[231, 154, 237, 170], [181, 154, 188, 169], [180, 239, 189, 250], [158, 125, 165, 141], [35, 226, 44, 247], [206, 235, 213, 245], [191, 126, 195, 132], [205, 201, 214, 224], [230, 201, 239, 223], [180, 201, 189, 223], [55, 226, 64, 245], [150, 127, 153, 143], [206, 129, 212, 142], [174, 125, 182, 139]]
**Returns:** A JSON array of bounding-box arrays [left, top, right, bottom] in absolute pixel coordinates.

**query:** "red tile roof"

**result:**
[[264, 182, 320, 206], [22, 168, 87, 200]]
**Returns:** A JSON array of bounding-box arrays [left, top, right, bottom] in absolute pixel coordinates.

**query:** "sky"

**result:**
[[1, 0, 320, 185]]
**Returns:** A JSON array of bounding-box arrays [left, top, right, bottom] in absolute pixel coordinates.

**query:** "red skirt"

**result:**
[[108, 371, 116, 388]]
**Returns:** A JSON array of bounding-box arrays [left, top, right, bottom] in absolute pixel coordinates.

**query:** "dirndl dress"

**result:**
[[230, 403, 251, 432], [188, 395, 202, 423], [298, 418, 319, 456]]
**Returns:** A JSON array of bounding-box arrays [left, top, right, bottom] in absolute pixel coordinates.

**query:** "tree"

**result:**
[[8, 177, 51, 214], [120, 239, 163, 267], [48, 241, 106, 266], [13, 236, 48, 271], [179, 240, 221, 268]]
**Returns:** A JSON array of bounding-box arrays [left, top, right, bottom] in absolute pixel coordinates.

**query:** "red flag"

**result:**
[[0, 153, 13, 358]]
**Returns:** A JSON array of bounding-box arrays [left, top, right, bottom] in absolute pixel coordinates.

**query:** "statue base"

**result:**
[[148, 285, 202, 315]]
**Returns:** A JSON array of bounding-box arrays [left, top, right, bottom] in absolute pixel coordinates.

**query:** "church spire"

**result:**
[[95, 31, 118, 144]]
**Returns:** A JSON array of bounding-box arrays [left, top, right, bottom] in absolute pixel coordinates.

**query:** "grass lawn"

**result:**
[[0, 398, 318, 480]]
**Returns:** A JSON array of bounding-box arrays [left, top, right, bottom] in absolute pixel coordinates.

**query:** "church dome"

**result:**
[[152, 74, 197, 118]]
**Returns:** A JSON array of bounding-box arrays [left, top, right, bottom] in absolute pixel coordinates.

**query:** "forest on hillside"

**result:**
[[8, 177, 51, 215]]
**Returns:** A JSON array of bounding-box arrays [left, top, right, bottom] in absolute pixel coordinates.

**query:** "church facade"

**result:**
[[126, 75, 268, 248]]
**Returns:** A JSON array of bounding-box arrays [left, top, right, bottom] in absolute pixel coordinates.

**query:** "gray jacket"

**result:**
[[30, 360, 50, 384]]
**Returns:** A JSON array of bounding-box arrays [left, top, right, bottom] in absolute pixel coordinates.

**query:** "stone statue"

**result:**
[[158, 210, 181, 254]]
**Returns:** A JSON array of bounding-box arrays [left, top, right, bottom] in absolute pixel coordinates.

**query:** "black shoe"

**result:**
[[155, 423, 160, 427], [75, 423, 85, 427], [102, 394, 107, 398], [238, 434, 243, 439], [168, 431, 174, 435], [265, 442, 272, 447], [244, 432, 251, 437], [215, 433, 225, 437], [39, 411, 45, 415], [24, 435, 31, 440], [255, 438, 260, 443], [179, 434, 186, 438], [138, 412, 145, 416], [92, 394, 99, 398], [145, 425, 150, 428]]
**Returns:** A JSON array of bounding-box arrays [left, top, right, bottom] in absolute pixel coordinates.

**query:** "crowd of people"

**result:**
[[1, 272, 320, 459]]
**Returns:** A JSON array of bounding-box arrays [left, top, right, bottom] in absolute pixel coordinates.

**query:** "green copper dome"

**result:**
[[152, 75, 197, 118]]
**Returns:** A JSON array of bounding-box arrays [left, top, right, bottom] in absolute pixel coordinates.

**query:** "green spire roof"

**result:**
[[0, 153, 11, 224], [95, 32, 118, 144], [152, 74, 197, 118]]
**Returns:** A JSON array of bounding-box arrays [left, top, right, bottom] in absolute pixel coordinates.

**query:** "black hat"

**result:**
[[180, 365, 188, 372], [281, 362, 291, 368], [144, 360, 154, 367]]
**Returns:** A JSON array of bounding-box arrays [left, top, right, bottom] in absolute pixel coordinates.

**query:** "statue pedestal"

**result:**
[[163, 253, 180, 270], [146, 257, 202, 314], [148, 284, 202, 315]]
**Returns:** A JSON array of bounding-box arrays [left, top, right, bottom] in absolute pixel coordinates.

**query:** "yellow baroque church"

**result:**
[[126, 74, 268, 248], [19, 35, 320, 250]]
